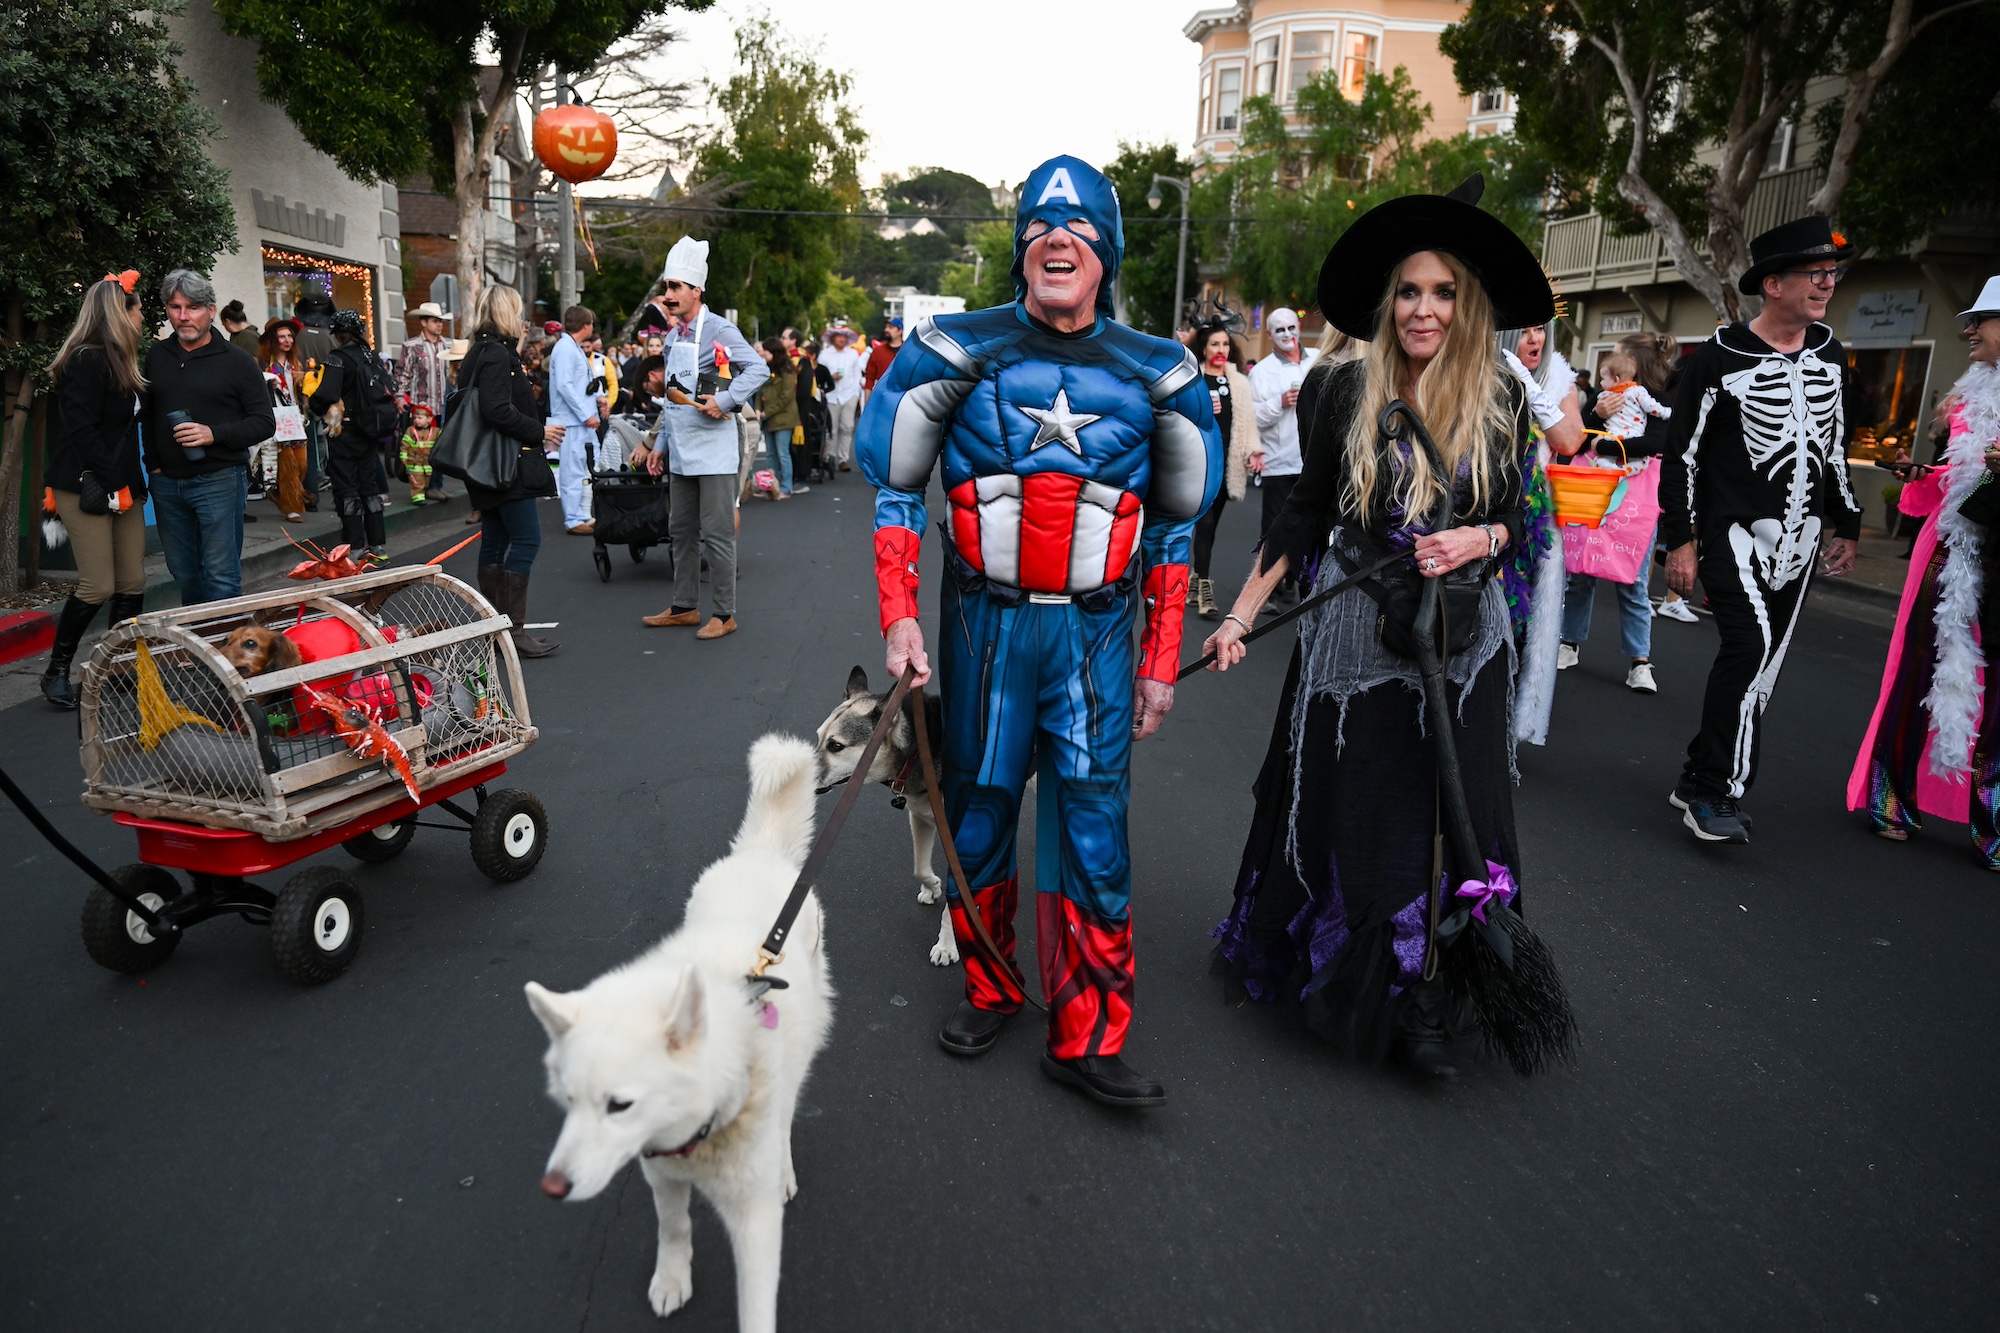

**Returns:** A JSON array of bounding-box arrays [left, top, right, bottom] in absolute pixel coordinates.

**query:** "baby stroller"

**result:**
[[589, 417, 674, 583]]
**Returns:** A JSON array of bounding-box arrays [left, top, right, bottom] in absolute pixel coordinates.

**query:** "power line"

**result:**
[[396, 189, 1260, 226]]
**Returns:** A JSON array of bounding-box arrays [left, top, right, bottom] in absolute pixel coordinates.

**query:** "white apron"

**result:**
[[663, 307, 739, 476]]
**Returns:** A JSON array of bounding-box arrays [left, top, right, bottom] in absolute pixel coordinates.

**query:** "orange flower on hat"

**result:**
[[1830, 231, 1848, 249]]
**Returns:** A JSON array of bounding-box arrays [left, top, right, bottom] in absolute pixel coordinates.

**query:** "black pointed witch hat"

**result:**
[[1316, 175, 1555, 339]]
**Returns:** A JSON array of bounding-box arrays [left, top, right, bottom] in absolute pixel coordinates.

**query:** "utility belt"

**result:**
[[942, 537, 1136, 613]]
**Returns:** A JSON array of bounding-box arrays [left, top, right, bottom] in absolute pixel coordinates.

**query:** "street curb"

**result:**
[[1811, 575, 1899, 611], [0, 609, 55, 665]]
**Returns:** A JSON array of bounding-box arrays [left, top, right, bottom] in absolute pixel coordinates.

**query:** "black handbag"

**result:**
[[75, 470, 110, 516], [430, 384, 516, 491], [1958, 473, 2000, 529], [1360, 559, 1488, 660]]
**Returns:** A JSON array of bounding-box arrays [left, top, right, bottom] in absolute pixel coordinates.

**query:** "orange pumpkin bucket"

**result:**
[[1547, 462, 1625, 528]]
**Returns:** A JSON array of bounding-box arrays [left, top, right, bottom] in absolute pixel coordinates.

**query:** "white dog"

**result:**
[[526, 734, 833, 1333]]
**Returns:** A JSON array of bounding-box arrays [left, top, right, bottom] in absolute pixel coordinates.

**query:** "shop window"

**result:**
[[262, 244, 376, 345], [1253, 37, 1279, 98], [1290, 32, 1331, 99], [1341, 32, 1378, 99], [1215, 67, 1242, 132], [1847, 345, 1936, 460]]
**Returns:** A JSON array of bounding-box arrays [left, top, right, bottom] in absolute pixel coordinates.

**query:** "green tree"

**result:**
[[1103, 142, 1198, 335], [805, 275, 876, 339], [215, 0, 711, 313], [0, 0, 235, 591], [881, 167, 998, 242], [967, 221, 1016, 310], [1443, 0, 1996, 318], [1190, 68, 1548, 314], [691, 28, 866, 335]]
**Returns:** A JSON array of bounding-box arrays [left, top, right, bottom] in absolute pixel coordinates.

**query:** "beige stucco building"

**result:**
[[169, 1, 406, 348], [1184, 2, 1512, 168]]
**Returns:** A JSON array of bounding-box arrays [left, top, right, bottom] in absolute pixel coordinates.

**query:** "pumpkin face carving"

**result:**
[[533, 104, 619, 185]]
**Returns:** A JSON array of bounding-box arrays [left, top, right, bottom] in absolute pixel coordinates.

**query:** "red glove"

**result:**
[[1137, 564, 1190, 684], [874, 526, 922, 633]]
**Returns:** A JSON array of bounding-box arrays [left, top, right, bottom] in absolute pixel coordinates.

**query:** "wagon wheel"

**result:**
[[271, 866, 365, 984], [593, 548, 612, 583], [470, 788, 547, 882], [343, 815, 416, 864], [629, 544, 647, 563], [80, 865, 183, 974]]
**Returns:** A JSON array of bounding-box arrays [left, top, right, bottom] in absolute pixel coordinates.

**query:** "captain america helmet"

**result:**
[[1011, 155, 1125, 315]]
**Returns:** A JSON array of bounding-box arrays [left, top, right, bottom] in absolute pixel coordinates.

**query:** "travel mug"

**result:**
[[165, 409, 204, 461]]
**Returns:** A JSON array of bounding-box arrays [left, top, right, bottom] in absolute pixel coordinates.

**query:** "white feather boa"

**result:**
[[1921, 361, 2000, 779], [1512, 534, 1565, 745]]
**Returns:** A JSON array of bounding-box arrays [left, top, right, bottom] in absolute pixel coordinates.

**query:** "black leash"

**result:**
[[0, 764, 179, 937], [747, 667, 916, 995], [1177, 547, 1405, 680]]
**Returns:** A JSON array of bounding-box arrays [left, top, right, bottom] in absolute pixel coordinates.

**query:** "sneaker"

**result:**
[[1557, 642, 1579, 670], [1196, 576, 1220, 621], [1655, 598, 1699, 623], [790, 484, 810, 495], [1626, 661, 1657, 693], [1682, 792, 1750, 843]]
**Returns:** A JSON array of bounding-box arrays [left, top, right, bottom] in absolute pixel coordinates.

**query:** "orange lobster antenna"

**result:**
[[425, 532, 481, 566]]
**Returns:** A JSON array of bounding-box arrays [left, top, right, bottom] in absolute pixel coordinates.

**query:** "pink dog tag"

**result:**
[[759, 1001, 779, 1029]]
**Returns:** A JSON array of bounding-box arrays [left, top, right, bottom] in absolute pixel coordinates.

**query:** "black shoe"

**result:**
[[40, 595, 104, 710], [1039, 1052, 1166, 1107], [1401, 1038, 1459, 1081], [1669, 778, 1753, 831], [1681, 791, 1750, 843], [938, 1001, 1010, 1056]]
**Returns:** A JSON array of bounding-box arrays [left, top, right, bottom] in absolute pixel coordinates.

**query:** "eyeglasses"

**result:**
[[1788, 266, 1844, 288]]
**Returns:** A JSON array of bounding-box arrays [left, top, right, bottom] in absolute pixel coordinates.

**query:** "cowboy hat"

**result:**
[[1316, 175, 1554, 338], [1736, 216, 1856, 295], [408, 301, 448, 321]]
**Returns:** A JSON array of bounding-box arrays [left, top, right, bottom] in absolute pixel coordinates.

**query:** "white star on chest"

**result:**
[[1018, 388, 1102, 456]]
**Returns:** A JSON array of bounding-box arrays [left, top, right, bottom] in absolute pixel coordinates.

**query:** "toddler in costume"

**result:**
[[401, 403, 439, 505], [1595, 349, 1671, 442]]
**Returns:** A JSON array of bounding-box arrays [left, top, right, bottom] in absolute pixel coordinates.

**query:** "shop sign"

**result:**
[[1848, 290, 1928, 347], [1601, 312, 1643, 335]]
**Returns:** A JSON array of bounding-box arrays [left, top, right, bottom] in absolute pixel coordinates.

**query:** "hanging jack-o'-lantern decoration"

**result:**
[[533, 103, 619, 185]]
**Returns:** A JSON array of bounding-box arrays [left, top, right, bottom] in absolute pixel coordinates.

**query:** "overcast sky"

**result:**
[[650, 0, 1200, 190]]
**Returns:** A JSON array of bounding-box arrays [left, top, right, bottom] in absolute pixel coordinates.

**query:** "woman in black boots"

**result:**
[[40, 275, 151, 708], [456, 284, 564, 658]]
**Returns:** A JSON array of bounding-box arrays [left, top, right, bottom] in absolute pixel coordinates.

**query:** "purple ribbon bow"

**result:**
[[1454, 861, 1518, 924]]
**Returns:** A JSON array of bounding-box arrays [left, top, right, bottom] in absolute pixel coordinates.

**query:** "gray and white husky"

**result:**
[[813, 665, 957, 967], [526, 734, 833, 1333]]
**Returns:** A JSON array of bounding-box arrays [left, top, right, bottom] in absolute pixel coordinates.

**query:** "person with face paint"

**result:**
[[857, 155, 1223, 1107], [1247, 308, 1319, 605], [1190, 322, 1260, 620]]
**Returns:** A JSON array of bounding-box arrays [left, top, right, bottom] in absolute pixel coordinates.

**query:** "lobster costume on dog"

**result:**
[[858, 156, 1222, 1100]]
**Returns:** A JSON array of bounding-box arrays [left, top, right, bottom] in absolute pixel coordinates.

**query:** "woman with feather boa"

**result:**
[[1847, 279, 2000, 862]]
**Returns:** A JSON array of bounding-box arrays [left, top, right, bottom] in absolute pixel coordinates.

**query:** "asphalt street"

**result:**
[[1, 477, 1992, 1332]]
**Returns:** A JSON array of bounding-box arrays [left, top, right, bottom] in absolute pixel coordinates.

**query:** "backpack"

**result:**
[[336, 342, 399, 439]]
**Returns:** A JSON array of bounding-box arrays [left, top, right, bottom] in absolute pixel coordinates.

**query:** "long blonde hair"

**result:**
[[472, 284, 525, 342], [48, 280, 145, 397], [1341, 252, 1512, 524]]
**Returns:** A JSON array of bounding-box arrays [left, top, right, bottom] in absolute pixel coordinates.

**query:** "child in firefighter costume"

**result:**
[[858, 156, 1222, 1107]]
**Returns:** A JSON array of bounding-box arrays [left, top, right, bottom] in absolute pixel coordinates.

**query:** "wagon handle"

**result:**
[[0, 764, 180, 939]]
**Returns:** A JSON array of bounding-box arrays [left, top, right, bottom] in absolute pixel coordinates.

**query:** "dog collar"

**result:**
[[886, 751, 919, 810], [642, 1117, 715, 1159]]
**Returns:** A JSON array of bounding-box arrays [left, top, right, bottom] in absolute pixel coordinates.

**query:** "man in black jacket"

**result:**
[[1660, 217, 1863, 843], [144, 270, 276, 604], [314, 309, 398, 555]]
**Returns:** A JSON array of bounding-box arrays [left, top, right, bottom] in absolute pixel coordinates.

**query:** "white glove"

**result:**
[[1502, 349, 1566, 432]]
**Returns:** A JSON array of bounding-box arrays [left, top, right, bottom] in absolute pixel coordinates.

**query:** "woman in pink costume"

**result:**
[[1847, 277, 2000, 862]]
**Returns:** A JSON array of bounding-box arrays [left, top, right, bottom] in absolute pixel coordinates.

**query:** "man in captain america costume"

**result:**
[[858, 155, 1222, 1108]]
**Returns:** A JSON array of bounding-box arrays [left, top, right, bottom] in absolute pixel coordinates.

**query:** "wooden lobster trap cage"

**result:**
[[78, 565, 537, 841]]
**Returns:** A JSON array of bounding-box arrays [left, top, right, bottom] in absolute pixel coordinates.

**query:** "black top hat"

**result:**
[[1317, 175, 1555, 339], [1737, 216, 1855, 295]]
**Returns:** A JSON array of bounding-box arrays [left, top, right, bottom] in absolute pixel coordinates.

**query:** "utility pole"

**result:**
[[557, 73, 577, 314], [1148, 174, 1192, 335]]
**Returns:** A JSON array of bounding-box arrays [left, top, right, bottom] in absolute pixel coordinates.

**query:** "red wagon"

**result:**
[[65, 564, 546, 983]]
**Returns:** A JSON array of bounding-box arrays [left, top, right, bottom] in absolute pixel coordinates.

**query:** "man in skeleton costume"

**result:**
[[1661, 216, 1862, 842]]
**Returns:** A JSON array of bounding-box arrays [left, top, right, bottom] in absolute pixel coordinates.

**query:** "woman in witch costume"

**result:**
[[1205, 178, 1576, 1079]]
